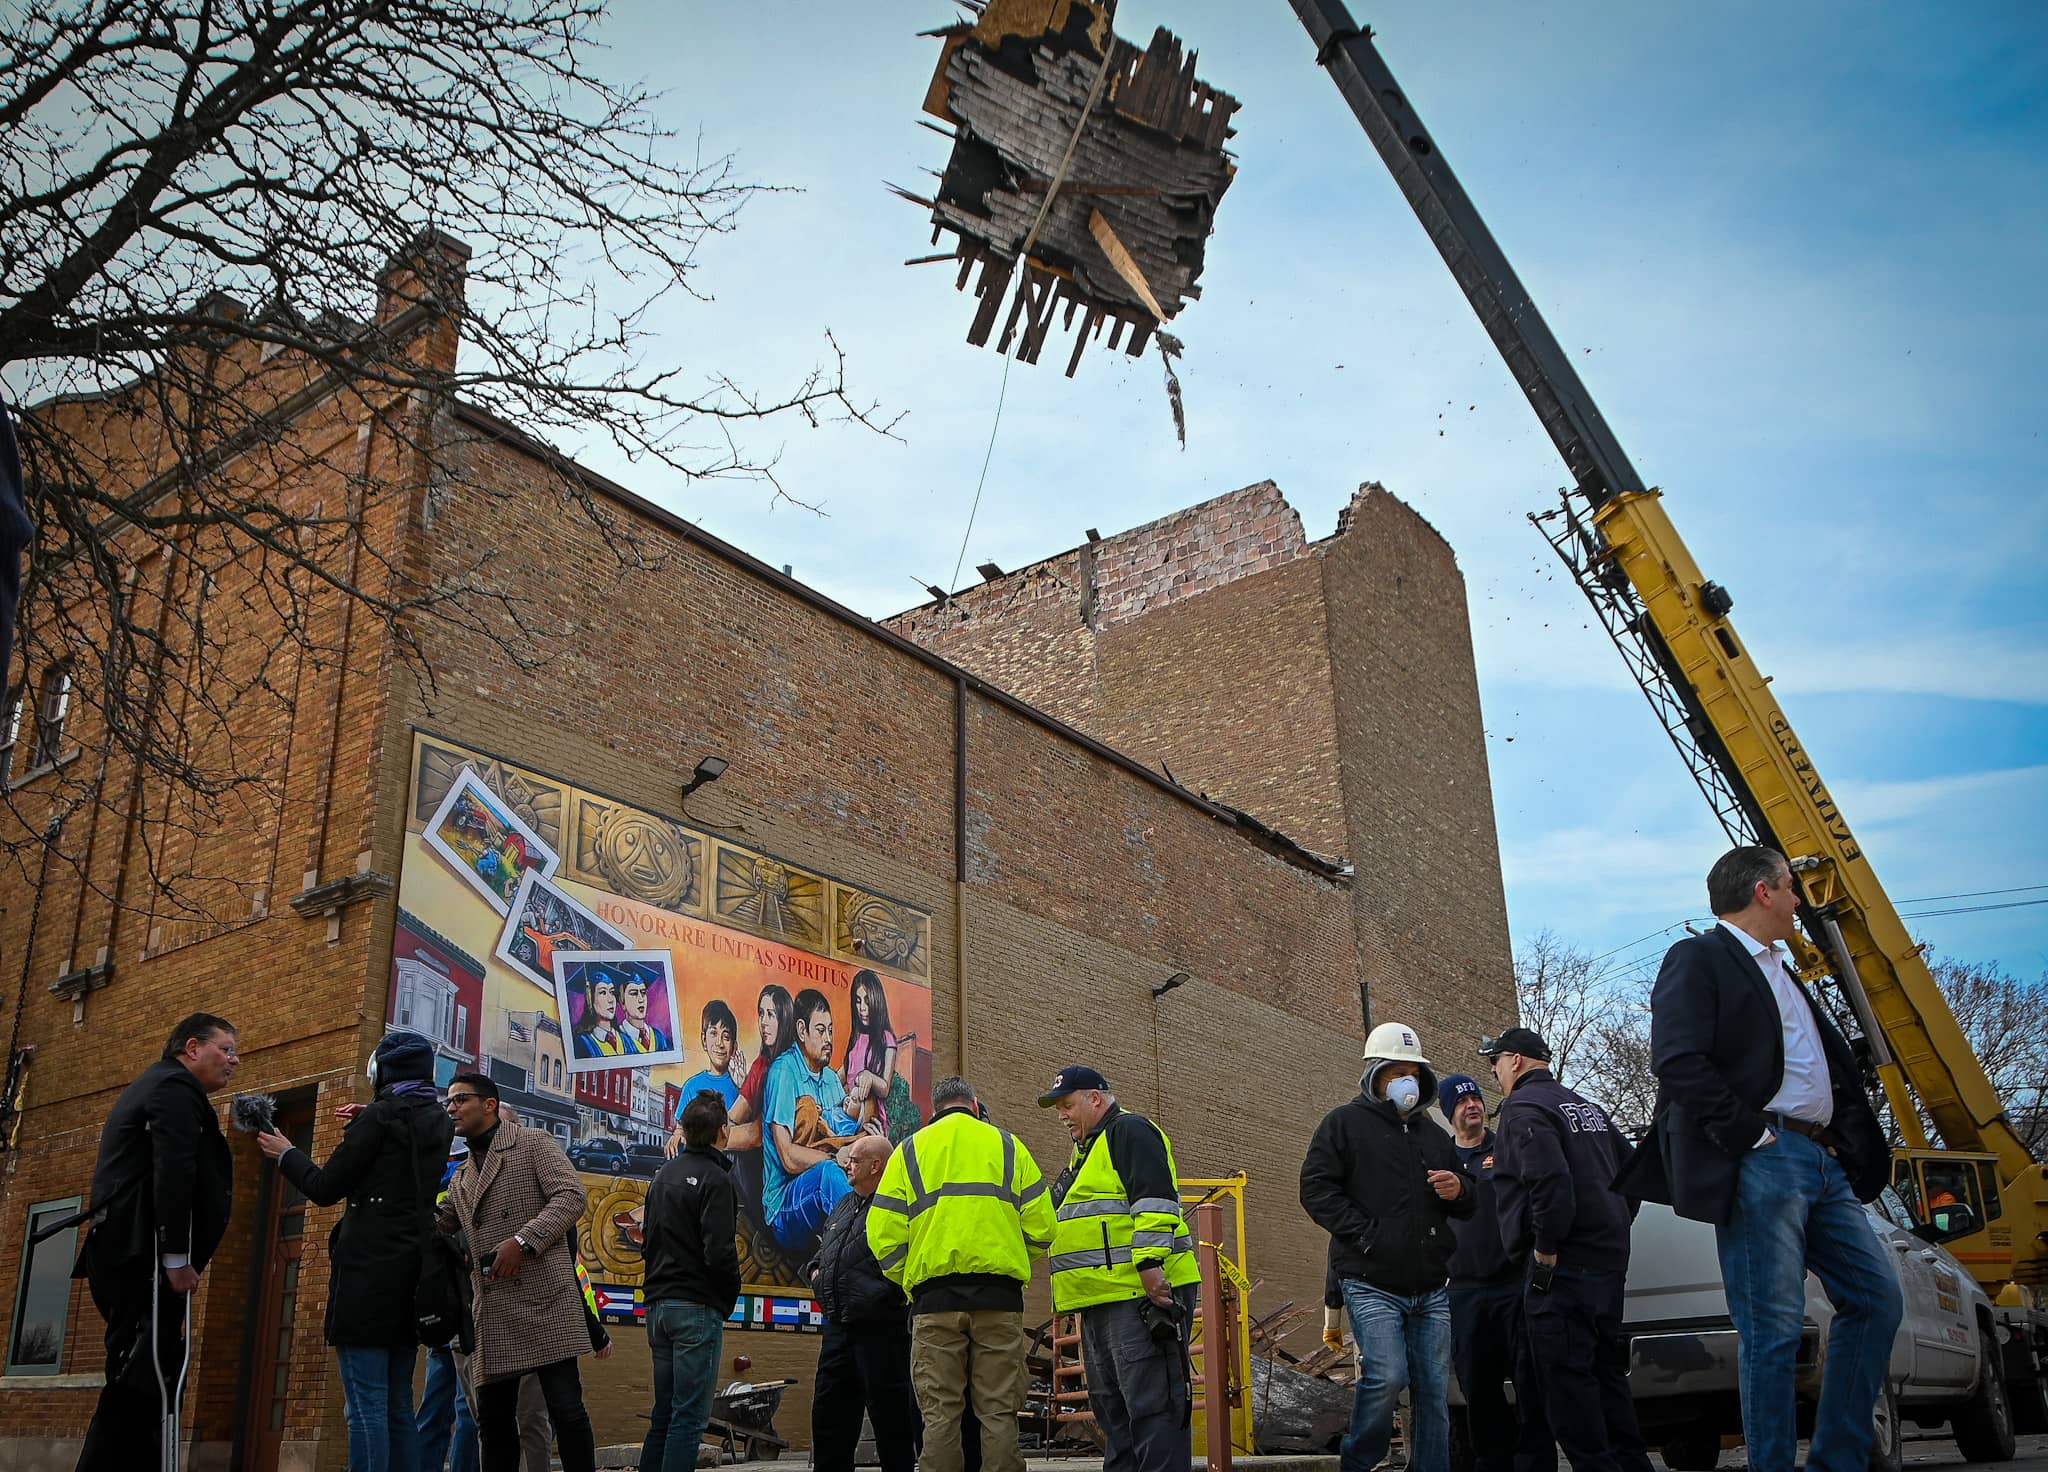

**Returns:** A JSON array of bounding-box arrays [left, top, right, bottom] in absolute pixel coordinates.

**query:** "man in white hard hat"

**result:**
[[1300, 1022, 1473, 1472]]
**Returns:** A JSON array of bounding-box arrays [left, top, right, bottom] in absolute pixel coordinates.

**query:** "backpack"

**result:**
[[415, 1229, 474, 1352]]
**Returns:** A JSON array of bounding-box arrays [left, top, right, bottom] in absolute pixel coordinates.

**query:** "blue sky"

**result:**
[[554, 2, 2046, 983]]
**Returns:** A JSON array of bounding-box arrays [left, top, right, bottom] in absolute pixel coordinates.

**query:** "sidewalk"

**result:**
[[594, 1453, 1342, 1472]]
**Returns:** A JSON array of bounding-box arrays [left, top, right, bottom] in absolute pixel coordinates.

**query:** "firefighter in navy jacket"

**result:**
[[1484, 1028, 1651, 1472]]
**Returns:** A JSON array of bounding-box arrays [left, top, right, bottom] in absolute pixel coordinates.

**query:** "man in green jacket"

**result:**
[[867, 1076, 1053, 1472], [1041, 1066, 1201, 1472]]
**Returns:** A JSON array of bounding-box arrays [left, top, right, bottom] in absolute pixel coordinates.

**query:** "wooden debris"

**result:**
[[900, 0, 1239, 376]]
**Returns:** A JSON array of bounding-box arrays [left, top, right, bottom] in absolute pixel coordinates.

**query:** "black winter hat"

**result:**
[[373, 1029, 437, 1086]]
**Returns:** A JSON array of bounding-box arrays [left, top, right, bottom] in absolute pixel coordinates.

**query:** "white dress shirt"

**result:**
[[1718, 919, 1832, 1130]]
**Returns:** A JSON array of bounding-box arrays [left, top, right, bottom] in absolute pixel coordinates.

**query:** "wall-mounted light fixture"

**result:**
[[680, 755, 729, 803], [1151, 970, 1189, 999]]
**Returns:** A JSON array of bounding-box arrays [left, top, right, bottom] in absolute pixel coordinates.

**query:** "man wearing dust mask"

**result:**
[[1299, 1023, 1474, 1472]]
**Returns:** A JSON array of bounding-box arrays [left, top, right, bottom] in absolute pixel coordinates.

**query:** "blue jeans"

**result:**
[[641, 1299, 725, 1472], [1715, 1129, 1903, 1472], [771, 1160, 851, 1250], [336, 1344, 422, 1472], [416, 1346, 478, 1472], [1341, 1279, 1452, 1472]]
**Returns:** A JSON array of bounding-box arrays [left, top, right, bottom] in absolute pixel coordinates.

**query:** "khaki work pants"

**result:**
[[911, 1309, 1027, 1472]]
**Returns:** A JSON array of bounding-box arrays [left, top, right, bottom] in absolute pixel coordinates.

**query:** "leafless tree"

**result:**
[[1519, 931, 2048, 1150], [1914, 954, 2048, 1157], [0, 0, 893, 916], [1512, 928, 1659, 1134]]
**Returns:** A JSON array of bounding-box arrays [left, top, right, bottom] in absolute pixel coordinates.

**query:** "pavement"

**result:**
[[593, 1440, 2048, 1471], [1694, 1428, 2048, 1472]]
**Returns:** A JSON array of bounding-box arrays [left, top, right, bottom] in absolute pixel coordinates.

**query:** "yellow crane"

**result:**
[[1283, 0, 2048, 1423]]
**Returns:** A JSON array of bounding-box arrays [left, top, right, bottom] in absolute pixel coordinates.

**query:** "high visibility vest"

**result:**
[[1049, 1114, 1200, 1312], [866, 1109, 1054, 1294]]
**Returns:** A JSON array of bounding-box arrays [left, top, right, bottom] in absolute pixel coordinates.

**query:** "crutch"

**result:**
[[150, 1212, 193, 1472]]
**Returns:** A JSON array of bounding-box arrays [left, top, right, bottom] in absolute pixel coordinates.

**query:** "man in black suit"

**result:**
[[1617, 847, 1901, 1472], [72, 1013, 238, 1472]]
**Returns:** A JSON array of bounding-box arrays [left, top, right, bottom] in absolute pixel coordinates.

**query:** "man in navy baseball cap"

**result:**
[[1037, 1065, 1111, 1107]]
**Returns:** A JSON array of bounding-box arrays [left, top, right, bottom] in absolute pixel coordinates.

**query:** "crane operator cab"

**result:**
[[1894, 1151, 2003, 1253]]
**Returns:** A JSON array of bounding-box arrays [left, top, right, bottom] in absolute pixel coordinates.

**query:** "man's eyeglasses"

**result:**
[[443, 1093, 485, 1110]]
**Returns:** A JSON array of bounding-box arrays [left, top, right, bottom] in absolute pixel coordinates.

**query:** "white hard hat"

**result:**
[[1361, 1021, 1431, 1066]]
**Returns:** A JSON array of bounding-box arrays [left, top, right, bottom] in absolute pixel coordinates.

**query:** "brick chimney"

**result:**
[[376, 227, 471, 374]]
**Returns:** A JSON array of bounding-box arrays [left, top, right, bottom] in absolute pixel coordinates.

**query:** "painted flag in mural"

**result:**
[[0, 407, 30, 686], [506, 1014, 532, 1042]]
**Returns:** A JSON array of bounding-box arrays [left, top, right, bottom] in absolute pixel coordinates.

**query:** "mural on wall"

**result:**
[[392, 733, 934, 1314]]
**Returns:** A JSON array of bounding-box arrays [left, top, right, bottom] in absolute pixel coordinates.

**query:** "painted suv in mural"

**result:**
[[624, 1143, 669, 1179], [567, 1136, 628, 1174]]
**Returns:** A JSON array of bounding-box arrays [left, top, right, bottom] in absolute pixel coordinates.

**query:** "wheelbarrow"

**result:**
[[706, 1377, 797, 1462]]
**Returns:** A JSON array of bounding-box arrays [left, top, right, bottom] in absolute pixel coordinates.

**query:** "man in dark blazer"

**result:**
[[72, 1012, 238, 1471], [1616, 846, 1901, 1472]]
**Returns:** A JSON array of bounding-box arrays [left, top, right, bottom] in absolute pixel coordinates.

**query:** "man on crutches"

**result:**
[[72, 1014, 237, 1472]]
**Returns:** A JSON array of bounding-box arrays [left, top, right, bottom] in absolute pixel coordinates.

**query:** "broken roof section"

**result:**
[[900, 0, 1239, 376]]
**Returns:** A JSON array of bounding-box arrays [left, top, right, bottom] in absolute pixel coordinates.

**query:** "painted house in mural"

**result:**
[[0, 231, 1514, 1470]]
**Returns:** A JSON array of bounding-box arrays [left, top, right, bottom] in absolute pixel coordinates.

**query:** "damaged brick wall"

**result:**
[[886, 479, 1518, 1046]]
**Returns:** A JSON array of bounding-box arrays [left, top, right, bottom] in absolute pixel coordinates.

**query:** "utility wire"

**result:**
[[1899, 896, 2048, 920], [1894, 882, 2048, 906]]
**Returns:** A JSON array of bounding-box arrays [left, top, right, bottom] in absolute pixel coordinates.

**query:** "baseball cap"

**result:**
[[1037, 1065, 1111, 1106], [1477, 1027, 1552, 1062], [1437, 1073, 1483, 1117]]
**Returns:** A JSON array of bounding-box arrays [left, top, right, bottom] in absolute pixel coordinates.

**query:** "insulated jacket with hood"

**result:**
[[1300, 1058, 1474, 1296], [278, 1087, 455, 1346]]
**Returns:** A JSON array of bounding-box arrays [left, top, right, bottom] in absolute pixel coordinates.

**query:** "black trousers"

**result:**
[[76, 1260, 190, 1472], [813, 1319, 920, 1472], [1521, 1267, 1652, 1472], [1450, 1277, 1553, 1472], [476, 1357, 596, 1472]]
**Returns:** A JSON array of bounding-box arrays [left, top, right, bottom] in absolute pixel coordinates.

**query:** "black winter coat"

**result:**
[[806, 1191, 906, 1327], [74, 1061, 233, 1280], [1300, 1092, 1474, 1295], [643, 1145, 741, 1315], [279, 1089, 454, 1346], [1492, 1071, 1636, 1270]]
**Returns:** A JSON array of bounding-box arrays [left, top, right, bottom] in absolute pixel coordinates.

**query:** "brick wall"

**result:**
[[2, 276, 1509, 1468], [885, 478, 1518, 1049]]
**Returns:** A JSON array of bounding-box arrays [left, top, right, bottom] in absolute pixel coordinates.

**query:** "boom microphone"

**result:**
[[230, 1093, 278, 1134]]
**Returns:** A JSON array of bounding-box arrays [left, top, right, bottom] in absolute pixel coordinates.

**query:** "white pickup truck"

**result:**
[[1623, 1187, 2017, 1470]]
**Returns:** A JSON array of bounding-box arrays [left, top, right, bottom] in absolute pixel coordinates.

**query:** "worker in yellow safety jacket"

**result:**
[[866, 1075, 1052, 1472], [1040, 1064, 1201, 1472]]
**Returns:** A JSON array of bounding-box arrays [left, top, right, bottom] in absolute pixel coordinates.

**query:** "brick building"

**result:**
[[884, 479, 1515, 1042], [0, 233, 1511, 1471]]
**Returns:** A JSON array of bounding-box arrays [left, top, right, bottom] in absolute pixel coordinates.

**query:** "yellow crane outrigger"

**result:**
[[1283, 0, 2048, 1421]]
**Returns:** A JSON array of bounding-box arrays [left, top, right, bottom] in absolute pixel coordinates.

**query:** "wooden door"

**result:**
[[238, 1102, 315, 1472]]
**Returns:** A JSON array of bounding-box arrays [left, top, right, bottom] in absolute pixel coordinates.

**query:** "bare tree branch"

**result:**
[[0, 0, 900, 921]]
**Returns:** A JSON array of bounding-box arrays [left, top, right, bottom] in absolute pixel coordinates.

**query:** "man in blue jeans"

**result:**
[[640, 1090, 742, 1472], [1618, 846, 1901, 1472], [1301, 1022, 1472, 1472], [416, 1346, 479, 1472]]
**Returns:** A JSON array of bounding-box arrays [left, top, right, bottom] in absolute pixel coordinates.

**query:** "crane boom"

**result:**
[[1288, 0, 2048, 1290]]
